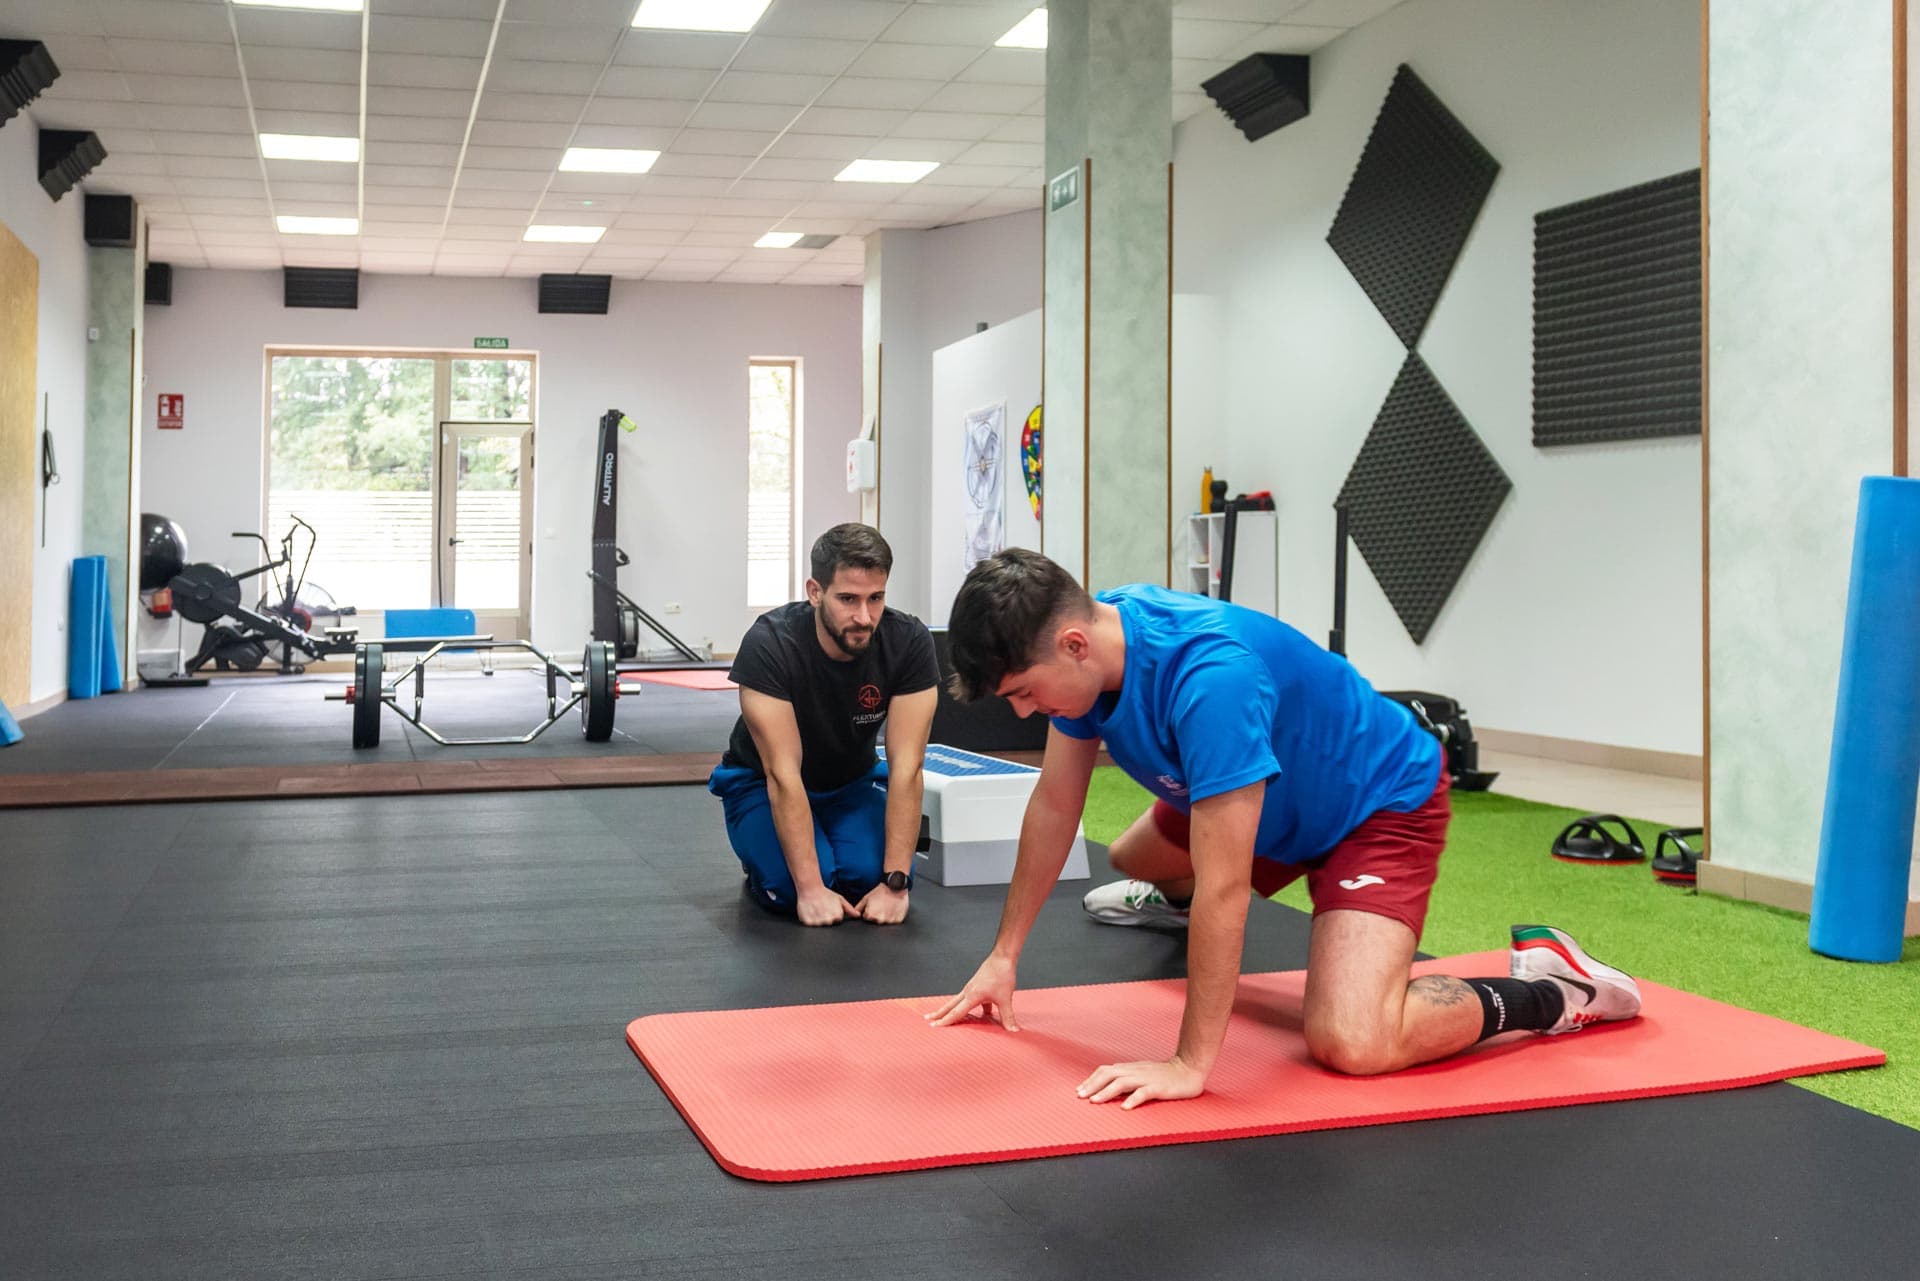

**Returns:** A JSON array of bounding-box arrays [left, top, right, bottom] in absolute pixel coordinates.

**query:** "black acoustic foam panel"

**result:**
[[37, 128, 105, 201], [145, 261, 172, 306], [1336, 353, 1511, 644], [1327, 64, 1499, 349], [1202, 53, 1310, 142], [1532, 169, 1702, 446], [539, 273, 611, 314], [0, 39, 59, 127], [84, 192, 137, 247], [284, 266, 359, 309]]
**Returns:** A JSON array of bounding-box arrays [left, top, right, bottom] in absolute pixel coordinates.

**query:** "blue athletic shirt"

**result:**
[[1051, 585, 1442, 864]]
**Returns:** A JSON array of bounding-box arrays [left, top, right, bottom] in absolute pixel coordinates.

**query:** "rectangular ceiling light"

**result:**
[[835, 159, 939, 184], [276, 215, 359, 235], [260, 133, 360, 163], [997, 8, 1048, 49], [559, 147, 660, 174], [524, 225, 606, 243], [755, 231, 802, 249], [631, 0, 771, 33], [233, 0, 366, 12]]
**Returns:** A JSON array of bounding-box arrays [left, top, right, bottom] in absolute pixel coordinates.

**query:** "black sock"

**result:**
[[1463, 978, 1566, 1040], [1166, 891, 1193, 909]]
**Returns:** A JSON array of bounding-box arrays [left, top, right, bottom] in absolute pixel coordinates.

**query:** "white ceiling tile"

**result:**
[[720, 178, 822, 202], [516, 0, 635, 28], [119, 73, 245, 107], [731, 35, 863, 76], [380, 0, 509, 21], [985, 115, 1043, 143], [359, 237, 440, 253], [704, 70, 833, 107], [233, 11, 363, 52], [106, 36, 239, 78], [139, 104, 254, 134], [434, 260, 511, 275], [657, 245, 740, 263], [240, 46, 361, 85], [467, 120, 579, 148], [1285, 0, 1404, 25], [364, 163, 457, 188], [1220, 22, 1345, 60], [359, 189, 443, 210], [630, 175, 732, 196], [274, 180, 359, 203], [787, 199, 880, 220], [365, 141, 465, 167], [33, 101, 148, 132], [918, 81, 1042, 114], [1173, 58, 1233, 93], [367, 116, 471, 143], [172, 176, 268, 199], [454, 186, 546, 207], [842, 42, 976, 80], [477, 91, 591, 124], [485, 58, 610, 95], [686, 214, 775, 233], [595, 65, 722, 99], [367, 54, 487, 91], [952, 140, 1039, 168], [678, 230, 755, 248], [764, 133, 872, 161], [32, 35, 116, 71], [251, 110, 360, 136], [93, 129, 161, 155], [364, 209, 449, 227], [462, 144, 562, 171], [179, 196, 272, 215], [1173, 17, 1268, 59], [98, 153, 171, 176], [882, 4, 1032, 45], [614, 31, 743, 70], [444, 225, 528, 242], [167, 155, 263, 180], [1174, 92, 1213, 122], [494, 22, 623, 63], [651, 152, 753, 178], [369, 86, 479, 119], [755, 1, 907, 42], [612, 212, 695, 230], [582, 97, 694, 127], [683, 100, 798, 131], [646, 126, 766, 155], [368, 16, 496, 58], [248, 80, 360, 113], [281, 249, 362, 267], [953, 47, 1043, 86], [43, 70, 131, 101], [891, 111, 1005, 141], [742, 156, 843, 182], [436, 207, 529, 226], [1174, 0, 1319, 18], [359, 256, 436, 272], [456, 169, 551, 191], [646, 267, 723, 282], [861, 136, 970, 163], [917, 163, 1024, 187], [814, 76, 936, 110], [92, 1, 233, 43], [715, 266, 793, 283], [789, 105, 906, 136]]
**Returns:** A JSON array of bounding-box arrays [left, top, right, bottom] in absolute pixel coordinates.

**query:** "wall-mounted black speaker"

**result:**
[[38, 128, 106, 201], [145, 261, 172, 306], [284, 266, 359, 309], [1201, 53, 1310, 142], [84, 193, 137, 247], [0, 39, 60, 128], [539, 273, 611, 315]]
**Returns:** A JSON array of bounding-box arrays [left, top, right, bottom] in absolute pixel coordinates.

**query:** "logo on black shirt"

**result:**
[[857, 684, 882, 711]]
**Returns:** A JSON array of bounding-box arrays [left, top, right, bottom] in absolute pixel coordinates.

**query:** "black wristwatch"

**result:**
[[881, 870, 909, 892]]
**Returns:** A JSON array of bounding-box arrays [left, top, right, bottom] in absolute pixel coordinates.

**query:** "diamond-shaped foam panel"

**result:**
[[1327, 65, 1499, 350], [1337, 354, 1511, 644], [1532, 169, 1701, 446]]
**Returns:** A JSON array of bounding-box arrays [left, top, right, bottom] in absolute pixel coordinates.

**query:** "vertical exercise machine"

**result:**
[[587, 408, 714, 666]]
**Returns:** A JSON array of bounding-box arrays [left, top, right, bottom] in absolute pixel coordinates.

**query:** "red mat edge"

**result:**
[[622, 1011, 1886, 1184]]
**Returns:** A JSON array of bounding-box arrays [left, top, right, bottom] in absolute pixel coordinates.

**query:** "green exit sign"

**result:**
[[473, 337, 509, 349], [1047, 166, 1080, 214]]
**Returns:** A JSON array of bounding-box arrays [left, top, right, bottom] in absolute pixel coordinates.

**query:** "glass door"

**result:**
[[437, 423, 533, 640]]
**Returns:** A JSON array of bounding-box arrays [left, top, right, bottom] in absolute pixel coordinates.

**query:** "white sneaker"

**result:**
[[1082, 879, 1191, 929], [1509, 924, 1642, 1034]]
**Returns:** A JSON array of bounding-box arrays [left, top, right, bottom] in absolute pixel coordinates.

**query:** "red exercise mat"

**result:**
[[626, 950, 1883, 1182], [629, 670, 737, 690]]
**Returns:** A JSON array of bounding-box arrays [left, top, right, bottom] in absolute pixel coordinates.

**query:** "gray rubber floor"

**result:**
[[2, 785, 1916, 1279], [0, 671, 738, 774]]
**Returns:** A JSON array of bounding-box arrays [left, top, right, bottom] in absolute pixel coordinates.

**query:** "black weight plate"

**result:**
[[581, 641, 615, 742], [169, 563, 241, 625], [353, 644, 383, 749]]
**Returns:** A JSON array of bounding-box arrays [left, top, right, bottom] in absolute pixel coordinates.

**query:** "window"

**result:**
[[747, 358, 799, 607], [266, 352, 534, 614]]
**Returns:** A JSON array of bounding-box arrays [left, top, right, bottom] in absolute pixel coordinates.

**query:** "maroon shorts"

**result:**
[[1148, 759, 1451, 938]]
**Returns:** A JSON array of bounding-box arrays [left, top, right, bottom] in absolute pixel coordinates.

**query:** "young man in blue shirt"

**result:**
[[927, 548, 1640, 1108]]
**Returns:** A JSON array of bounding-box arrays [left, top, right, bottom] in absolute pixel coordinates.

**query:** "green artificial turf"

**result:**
[[1082, 766, 1919, 1131]]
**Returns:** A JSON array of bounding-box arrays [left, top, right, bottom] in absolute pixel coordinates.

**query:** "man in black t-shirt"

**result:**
[[709, 523, 940, 926]]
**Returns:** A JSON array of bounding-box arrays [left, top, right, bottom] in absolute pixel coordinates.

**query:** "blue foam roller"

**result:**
[[1810, 476, 1920, 962], [97, 566, 123, 695], [68, 556, 106, 700], [0, 699, 20, 747]]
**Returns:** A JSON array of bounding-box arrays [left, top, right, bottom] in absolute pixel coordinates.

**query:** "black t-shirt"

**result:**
[[722, 601, 941, 793]]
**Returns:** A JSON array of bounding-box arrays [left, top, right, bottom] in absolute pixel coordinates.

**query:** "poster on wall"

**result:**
[[962, 401, 1006, 574]]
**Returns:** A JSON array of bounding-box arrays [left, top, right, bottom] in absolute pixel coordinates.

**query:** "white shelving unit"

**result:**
[[1186, 509, 1278, 615]]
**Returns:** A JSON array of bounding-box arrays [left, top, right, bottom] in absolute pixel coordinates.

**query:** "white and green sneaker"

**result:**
[[1082, 879, 1192, 929], [1509, 924, 1643, 1034]]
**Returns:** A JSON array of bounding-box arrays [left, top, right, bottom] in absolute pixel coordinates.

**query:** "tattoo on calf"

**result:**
[[1408, 975, 1471, 1006]]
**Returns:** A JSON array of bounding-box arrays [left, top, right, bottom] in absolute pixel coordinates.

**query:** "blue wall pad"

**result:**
[[1336, 353, 1511, 645], [67, 555, 122, 700], [1810, 476, 1920, 962], [1532, 170, 1702, 447], [1327, 64, 1500, 350], [0, 699, 20, 747]]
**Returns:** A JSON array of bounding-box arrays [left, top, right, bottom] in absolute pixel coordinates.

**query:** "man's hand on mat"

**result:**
[[797, 884, 862, 926], [924, 955, 1020, 1031], [1077, 1056, 1206, 1109], [855, 885, 910, 925]]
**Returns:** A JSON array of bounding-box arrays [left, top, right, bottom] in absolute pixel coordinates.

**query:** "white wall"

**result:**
[[141, 269, 860, 658], [1171, 0, 1702, 755], [928, 308, 1044, 625], [874, 210, 1043, 620], [1, 117, 91, 706]]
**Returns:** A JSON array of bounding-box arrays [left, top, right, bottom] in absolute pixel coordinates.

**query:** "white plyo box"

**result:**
[[891, 744, 1090, 887]]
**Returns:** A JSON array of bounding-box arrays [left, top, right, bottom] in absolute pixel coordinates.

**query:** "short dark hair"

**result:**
[[809, 522, 893, 588], [945, 548, 1092, 701]]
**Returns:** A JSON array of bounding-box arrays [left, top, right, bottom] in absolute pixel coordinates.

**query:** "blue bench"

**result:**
[[382, 608, 491, 673]]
